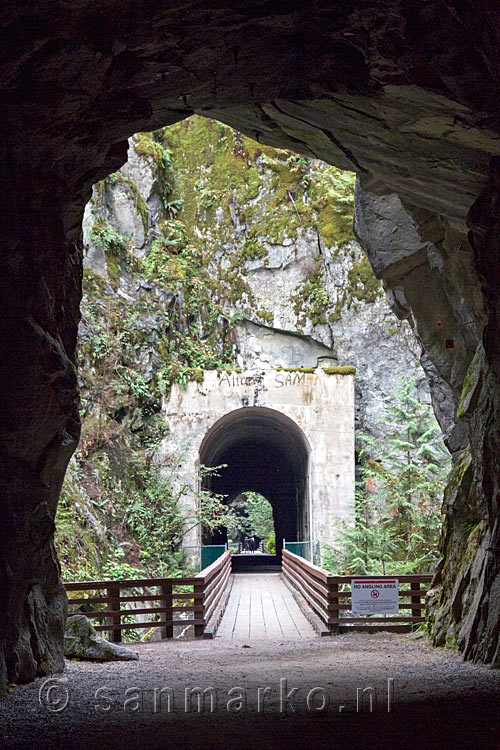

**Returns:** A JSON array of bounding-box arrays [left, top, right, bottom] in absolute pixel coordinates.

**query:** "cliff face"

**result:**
[[59, 116, 424, 588], [83, 117, 423, 422], [2, 1, 500, 693], [354, 182, 498, 662]]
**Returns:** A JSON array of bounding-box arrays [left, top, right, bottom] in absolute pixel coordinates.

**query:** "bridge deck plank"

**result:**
[[216, 574, 316, 640]]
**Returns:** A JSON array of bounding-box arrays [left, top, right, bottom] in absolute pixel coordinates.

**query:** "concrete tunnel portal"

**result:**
[[161, 368, 355, 557], [199, 407, 311, 556]]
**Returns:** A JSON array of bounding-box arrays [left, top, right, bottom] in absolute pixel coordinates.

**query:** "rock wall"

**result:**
[[154, 117, 424, 438], [354, 181, 499, 662], [71, 120, 424, 579], [1, 0, 500, 693]]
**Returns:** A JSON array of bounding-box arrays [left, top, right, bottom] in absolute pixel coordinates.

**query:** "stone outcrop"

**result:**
[[353, 181, 498, 661], [64, 615, 138, 661], [82, 121, 423, 444], [1, 1, 500, 693]]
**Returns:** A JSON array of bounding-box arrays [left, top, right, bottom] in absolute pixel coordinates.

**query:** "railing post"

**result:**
[[161, 582, 173, 639], [410, 581, 421, 620], [107, 583, 121, 643], [328, 580, 340, 634], [194, 581, 205, 637]]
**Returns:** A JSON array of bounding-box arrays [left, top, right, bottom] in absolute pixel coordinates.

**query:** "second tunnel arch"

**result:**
[[160, 367, 355, 557], [199, 406, 311, 556]]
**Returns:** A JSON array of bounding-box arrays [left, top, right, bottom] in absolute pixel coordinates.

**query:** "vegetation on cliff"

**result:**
[[56, 116, 396, 582]]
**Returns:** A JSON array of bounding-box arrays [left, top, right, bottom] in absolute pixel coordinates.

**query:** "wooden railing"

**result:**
[[282, 549, 432, 633], [64, 550, 232, 642]]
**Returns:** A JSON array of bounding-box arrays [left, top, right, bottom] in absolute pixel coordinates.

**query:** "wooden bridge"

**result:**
[[65, 550, 432, 641]]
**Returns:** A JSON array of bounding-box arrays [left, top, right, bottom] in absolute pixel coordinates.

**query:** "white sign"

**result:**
[[351, 579, 399, 615]]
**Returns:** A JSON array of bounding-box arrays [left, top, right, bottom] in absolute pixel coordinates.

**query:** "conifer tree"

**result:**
[[326, 378, 450, 574]]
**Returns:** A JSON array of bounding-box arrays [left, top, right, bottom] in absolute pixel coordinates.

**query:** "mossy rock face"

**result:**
[[457, 344, 484, 419], [64, 615, 139, 661], [256, 309, 274, 324], [160, 114, 356, 317], [346, 256, 382, 304]]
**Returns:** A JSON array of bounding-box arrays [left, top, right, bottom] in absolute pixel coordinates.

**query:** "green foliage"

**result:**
[[57, 447, 237, 581], [55, 458, 106, 581], [256, 309, 274, 324], [141, 220, 235, 392], [60, 244, 237, 580], [323, 378, 450, 575], [238, 492, 275, 538], [307, 168, 356, 247], [90, 222, 128, 259], [132, 132, 175, 213], [161, 115, 356, 313], [266, 533, 276, 554], [59, 115, 363, 587], [89, 222, 131, 290], [142, 220, 195, 283], [295, 270, 331, 326], [116, 366, 150, 400]]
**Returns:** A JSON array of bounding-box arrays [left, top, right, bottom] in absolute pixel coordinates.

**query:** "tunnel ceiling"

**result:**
[[1, 2, 499, 236], [199, 407, 309, 470]]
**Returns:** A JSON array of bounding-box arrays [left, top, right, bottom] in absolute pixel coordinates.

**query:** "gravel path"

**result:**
[[1, 632, 499, 750]]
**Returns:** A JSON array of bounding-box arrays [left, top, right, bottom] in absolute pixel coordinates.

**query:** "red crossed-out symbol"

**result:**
[[370, 589, 380, 599]]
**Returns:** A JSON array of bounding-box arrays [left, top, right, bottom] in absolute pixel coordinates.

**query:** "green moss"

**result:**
[[241, 239, 268, 262], [102, 171, 149, 236], [346, 255, 382, 303], [157, 114, 357, 312], [329, 297, 345, 322], [218, 368, 243, 375], [94, 180, 106, 204], [322, 366, 356, 375], [293, 268, 331, 327], [457, 346, 483, 419], [133, 132, 166, 165], [191, 368, 205, 383], [457, 372, 473, 420], [308, 167, 356, 247], [89, 222, 130, 291], [83, 268, 108, 297], [444, 448, 472, 495], [276, 367, 316, 373], [256, 309, 274, 324]]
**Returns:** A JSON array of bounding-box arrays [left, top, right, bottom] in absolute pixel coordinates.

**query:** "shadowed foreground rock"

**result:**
[[64, 616, 138, 662], [1, 1, 500, 693]]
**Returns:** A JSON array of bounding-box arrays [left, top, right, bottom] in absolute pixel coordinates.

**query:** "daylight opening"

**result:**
[[199, 407, 310, 558]]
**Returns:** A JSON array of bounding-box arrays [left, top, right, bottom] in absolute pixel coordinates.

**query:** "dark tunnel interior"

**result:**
[[199, 407, 310, 556]]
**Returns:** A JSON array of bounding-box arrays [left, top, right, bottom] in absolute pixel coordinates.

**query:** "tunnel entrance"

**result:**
[[162, 368, 355, 556], [199, 407, 310, 560]]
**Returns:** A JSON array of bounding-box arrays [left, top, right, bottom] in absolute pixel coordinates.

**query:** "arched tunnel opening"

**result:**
[[199, 407, 310, 561], [2, 10, 500, 742]]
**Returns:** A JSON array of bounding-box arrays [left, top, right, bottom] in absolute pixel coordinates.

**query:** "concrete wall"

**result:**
[[159, 368, 355, 550]]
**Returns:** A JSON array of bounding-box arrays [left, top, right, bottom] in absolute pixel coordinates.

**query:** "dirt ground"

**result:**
[[1, 632, 499, 750]]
